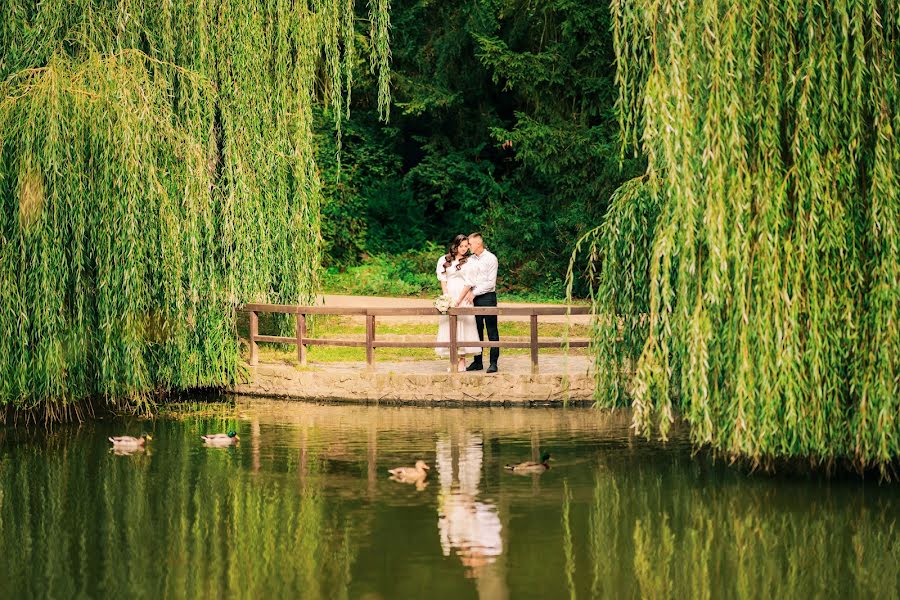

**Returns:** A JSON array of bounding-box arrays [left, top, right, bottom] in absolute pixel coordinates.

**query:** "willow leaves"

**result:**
[[584, 0, 899, 469], [0, 1, 391, 416]]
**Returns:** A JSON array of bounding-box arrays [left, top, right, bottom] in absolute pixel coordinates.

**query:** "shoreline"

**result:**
[[232, 358, 595, 404]]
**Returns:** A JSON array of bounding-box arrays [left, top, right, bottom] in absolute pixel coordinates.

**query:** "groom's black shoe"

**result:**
[[486, 363, 498, 373], [466, 361, 484, 372]]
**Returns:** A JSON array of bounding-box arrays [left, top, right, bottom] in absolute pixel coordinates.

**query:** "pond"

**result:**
[[1, 399, 897, 599]]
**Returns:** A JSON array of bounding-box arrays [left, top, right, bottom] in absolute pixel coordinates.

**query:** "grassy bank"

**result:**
[[322, 245, 585, 304]]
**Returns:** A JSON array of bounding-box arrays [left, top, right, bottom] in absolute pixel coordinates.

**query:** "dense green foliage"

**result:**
[[322, 243, 442, 297], [0, 1, 390, 417], [587, 0, 899, 470], [321, 239, 578, 301], [318, 0, 642, 297]]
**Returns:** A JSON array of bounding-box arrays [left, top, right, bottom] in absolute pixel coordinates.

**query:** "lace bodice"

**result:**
[[436, 256, 477, 288]]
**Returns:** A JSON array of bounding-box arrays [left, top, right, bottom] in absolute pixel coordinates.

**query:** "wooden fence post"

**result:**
[[249, 311, 259, 366], [449, 313, 458, 373], [530, 313, 539, 375], [366, 314, 375, 370], [296, 313, 308, 367]]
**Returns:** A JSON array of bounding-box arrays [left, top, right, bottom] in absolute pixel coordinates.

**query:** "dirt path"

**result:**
[[316, 294, 591, 325]]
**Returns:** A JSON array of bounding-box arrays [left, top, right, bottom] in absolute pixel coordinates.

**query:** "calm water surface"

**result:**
[[1, 399, 898, 599]]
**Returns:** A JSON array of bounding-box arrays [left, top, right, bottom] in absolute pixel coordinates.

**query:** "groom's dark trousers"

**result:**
[[473, 291, 499, 366]]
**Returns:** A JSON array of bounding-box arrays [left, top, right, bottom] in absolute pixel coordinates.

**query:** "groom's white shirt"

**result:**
[[471, 249, 498, 297]]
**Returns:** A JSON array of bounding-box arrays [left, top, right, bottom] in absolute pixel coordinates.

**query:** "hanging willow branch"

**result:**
[[598, 0, 899, 470], [566, 176, 657, 410], [0, 0, 391, 418], [369, 0, 392, 122]]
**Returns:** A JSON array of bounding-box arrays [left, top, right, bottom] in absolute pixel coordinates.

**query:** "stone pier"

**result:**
[[232, 355, 594, 405]]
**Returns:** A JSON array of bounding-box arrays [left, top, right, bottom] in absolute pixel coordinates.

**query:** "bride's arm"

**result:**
[[437, 256, 449, 294], [456, 284, 472, 307], [456, 261, 475, 306]]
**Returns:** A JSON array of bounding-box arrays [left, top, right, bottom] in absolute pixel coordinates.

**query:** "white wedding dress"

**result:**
[[435, 256, 482, 357]]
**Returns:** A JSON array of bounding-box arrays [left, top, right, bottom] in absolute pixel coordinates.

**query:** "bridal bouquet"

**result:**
[[433, 294, 454, 314]]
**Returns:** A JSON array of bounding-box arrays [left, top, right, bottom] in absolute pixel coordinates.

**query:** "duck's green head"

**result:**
[[141, 433, 153, 442], [540, 452, 551, 463], [227, 430, 237, 438]]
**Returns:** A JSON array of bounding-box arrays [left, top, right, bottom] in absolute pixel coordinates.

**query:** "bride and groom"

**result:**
[[435, 232, 500, 373]]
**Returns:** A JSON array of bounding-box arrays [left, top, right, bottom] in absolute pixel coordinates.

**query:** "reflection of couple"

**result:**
[[435, 232, 500, 373], [436, 431, 506, 600]]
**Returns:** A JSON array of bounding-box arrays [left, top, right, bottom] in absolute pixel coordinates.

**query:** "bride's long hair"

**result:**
[[442, 234, 470, 273]]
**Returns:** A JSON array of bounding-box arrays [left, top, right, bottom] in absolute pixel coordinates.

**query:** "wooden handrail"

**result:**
[[243, 303, 591, 375], [243, 303, 591, 316]]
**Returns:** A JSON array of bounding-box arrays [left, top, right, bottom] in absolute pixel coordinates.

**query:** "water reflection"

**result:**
[[590, 459, 900, 599], [109, 445, 149, 457], [436, 430, 507, 599], [0, 400, 898, 600]]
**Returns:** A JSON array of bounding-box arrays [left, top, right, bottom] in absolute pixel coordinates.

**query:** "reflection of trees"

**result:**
[[562, 480, 577, 600], [587, 460, 900, 599], [3, 402, 898, 599], [436, 431, 508, 600], [0, 426, 358, 598]]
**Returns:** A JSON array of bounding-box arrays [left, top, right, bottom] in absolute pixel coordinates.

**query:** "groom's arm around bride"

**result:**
[[466, 232, 500, 373]]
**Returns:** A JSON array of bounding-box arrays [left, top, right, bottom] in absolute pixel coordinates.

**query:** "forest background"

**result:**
[[316, 0, 642, 300]]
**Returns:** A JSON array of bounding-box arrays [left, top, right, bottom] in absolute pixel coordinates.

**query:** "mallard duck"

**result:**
[[108, 433, 152, 448], [504, 452, 551, 473], [388, 460, 430, 480], [201, 430, 240, 446]]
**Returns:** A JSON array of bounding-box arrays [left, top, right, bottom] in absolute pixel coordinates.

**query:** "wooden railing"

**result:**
[[243, 304, 591, 374]]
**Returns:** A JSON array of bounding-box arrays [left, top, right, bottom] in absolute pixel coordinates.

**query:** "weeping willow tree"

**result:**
[[576, 1, 899, 470], [0, 1, 391, 419]]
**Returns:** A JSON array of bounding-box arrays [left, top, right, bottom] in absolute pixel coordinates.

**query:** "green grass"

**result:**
[[322, 245, 442, 298], [322, 245, 587, 304], [307, 315, 590, 337], [257, 345, 437, 364]]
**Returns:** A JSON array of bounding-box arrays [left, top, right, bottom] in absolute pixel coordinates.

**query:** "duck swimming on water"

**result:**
[[108, 433, 152, 448], [388, 460, 430, 481], [504, 452, 551, 473], [201, 431, 240, 446]]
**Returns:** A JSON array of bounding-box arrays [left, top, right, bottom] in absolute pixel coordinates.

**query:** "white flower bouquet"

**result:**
[[433, 294, 455, 314]]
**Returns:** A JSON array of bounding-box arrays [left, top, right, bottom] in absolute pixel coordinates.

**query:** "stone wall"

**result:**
[[233, 362, 595, 405]]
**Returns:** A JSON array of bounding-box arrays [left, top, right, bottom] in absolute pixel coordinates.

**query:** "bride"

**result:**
[[436, 234, 482, 371]]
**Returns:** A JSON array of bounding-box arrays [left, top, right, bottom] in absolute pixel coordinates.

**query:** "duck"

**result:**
[[201, 430, 240, 446], [108, 433, 152, 448], [504, 451, 551, 473], [388, 460, 430, 481]]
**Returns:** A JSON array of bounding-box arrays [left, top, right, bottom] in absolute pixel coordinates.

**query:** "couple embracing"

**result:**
[[435, 232, 500, 373]]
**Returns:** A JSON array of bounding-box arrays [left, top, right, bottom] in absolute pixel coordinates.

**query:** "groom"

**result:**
[[465, 232, 499, 373]]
